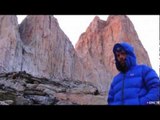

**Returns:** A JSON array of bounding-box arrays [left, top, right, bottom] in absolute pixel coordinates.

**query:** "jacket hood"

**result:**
[[113, 42, 137, 72]]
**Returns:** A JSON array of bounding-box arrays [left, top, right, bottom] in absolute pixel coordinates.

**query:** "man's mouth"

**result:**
[[120, 60, 125, 65]]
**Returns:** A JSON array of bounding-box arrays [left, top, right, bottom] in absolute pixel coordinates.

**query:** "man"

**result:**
[[108, 42, 160, 105]]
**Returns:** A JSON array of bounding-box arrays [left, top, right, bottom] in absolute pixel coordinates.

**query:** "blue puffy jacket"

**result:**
[[108, 42, 160, 105]]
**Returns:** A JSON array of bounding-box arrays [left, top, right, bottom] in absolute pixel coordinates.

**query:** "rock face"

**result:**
[[19, 15, 84, 81], [75, 15, 151, 94], [0, 15, 22, 73]]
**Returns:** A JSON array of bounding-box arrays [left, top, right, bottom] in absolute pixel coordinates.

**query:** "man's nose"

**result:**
[[119, 55, 124, 60]]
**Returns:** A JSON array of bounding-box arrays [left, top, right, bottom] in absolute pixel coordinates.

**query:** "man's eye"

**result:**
[[116, 54, 120, 57]]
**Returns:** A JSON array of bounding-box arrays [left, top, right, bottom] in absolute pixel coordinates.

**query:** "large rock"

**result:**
[[0, 15, 22, 73], [0, 72, 105, 105], [19, 15, 84, 81], [75, 15, 151, 94]]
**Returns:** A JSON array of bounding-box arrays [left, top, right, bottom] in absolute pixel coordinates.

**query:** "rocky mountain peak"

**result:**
[[0, 15, 22, 73], [86, 16, 106, 33], [75, 15, 151, 93]]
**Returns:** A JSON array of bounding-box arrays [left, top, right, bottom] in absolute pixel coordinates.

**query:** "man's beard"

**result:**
[[116, 60, 128, 73]]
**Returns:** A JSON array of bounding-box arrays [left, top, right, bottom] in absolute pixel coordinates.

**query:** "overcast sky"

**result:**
[[17, 15, 159, 76]]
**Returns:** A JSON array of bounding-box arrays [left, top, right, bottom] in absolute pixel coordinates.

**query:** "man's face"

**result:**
[[115, 50, 126, 67]]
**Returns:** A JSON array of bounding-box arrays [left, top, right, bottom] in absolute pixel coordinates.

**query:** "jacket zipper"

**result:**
[[122, 74, 125, 105]]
